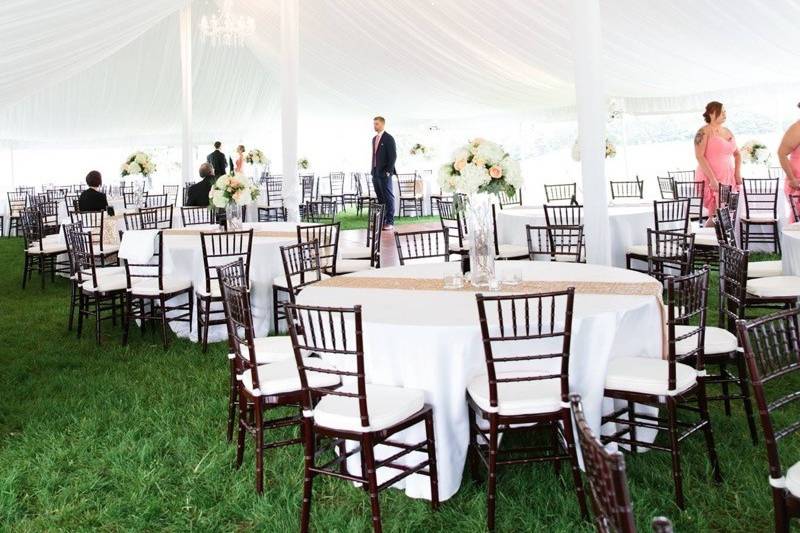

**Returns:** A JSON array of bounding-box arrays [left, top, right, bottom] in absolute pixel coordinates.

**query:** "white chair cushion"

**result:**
[[339, 245, 371, 260], [239, 336, 295, 364], [273, 272, 331, 289], [748, 276, 800, 298], [313, 384, 425, 432], [130, 277, 192, 296], [27, 242, 68, 254], [605, 357, 697, 396], [336, 259, 373, 274], [674, 325, 738, 356], [467, 371, 563, 416], [449, 241, 470, 252], [195, 283, 222, 298], [693, 233, 718, 247], [626, 244, 648, 256], [496, 244, 530, 259], [81, 274, 127, 293], [742, 214, 777, 222], [748, 260, 782, 278], [693, 227, 717, 235], [94, 244, 120, 255], [786, 462, 800, 497], [240, 357, 340, 396]]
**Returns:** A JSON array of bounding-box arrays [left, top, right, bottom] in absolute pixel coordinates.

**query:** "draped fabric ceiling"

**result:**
[[1, 0, 799, 146]]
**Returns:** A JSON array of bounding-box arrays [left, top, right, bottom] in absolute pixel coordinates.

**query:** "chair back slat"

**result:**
[[438, 199, 468, 249], [181, 206, 215, 226], [742, 178, 779, 219], [297, 222, 340, 274], [653, 198, 690, 233], [526, 224, 584, 263], [646, 229, 695, 283], [139, 205, 174, 229], [609, 177, 644, 200], [672, 181, 705, 224], [394, 229, 449, 265], [719, 243, 749, 332], [200, 229, 254, 295], [280, 241, 326, 296], [544, 183, 576, 203], [667, 170, 695, 182]]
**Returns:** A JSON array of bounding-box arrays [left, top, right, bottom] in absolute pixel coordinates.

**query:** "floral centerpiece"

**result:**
[[438, 138, 522, 286], [571, 138, 616, 162], [297, 158, 310, 170], [245, 148, 268, 166], [409, 143, 432, 157], [121, 151, 157, 177], [740, 140, 770, 164], [209, 172, 260, 229]]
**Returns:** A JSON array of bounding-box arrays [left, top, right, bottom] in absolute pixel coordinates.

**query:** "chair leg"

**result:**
[[773, 489, 790, 533], [774, 222, 781, 255], [195, 295, 201, 339], [467, 409, 481, 483], [201, 298, 211, 353], [76, 294, 85, 338], [627, 401, 638, 453], [486, 416, 499, 532], [122, 293, 132, 345], [424, 411, 440, 510], [227, 362, 237, 443], [159, 295, 169, 349], [254, 400, 265, 494], [666, 398, 684, 509], [300, 417, 315, 533], [698, 382, 723, 484], [562, 409, 589, 519], [21, 254, 28, 289], [94, 297, 102, 345], [188, 293, 194, 333], [735, 353, 759, 445], [235, 392, 247, 469], [550, 422, 562, 475], [68, 282, 77, 331], [719, 362, 732, 416], [362, 435, 383, 533], [273, 285, 280, 333]]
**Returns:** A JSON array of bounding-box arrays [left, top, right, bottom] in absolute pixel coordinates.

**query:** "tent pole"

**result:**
[[570, 0, 611, 265], [179, 3, 193, 187], [281, 0, 300, 222], [621, 110, 630, 179]]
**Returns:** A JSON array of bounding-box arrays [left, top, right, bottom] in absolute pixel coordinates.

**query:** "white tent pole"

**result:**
[[179, 3, 193, 187], [570, 0, 610, 265], [281, 0, 300, 222], [621, 112, 630, 179], [9, 143, 16, 190]]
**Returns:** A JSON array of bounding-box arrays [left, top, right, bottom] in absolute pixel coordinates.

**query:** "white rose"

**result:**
[[121, 163, 129, 173], [128, 162, 142, 175], [134, 153, 147, 165], [474, 141, 505, 165], [211, 189, 228, 208]]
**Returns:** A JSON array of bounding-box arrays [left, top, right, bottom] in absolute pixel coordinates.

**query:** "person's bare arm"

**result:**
[[729, 129, 742, 185], [778, 122, 800, 190], [694, 126, 718, 188]]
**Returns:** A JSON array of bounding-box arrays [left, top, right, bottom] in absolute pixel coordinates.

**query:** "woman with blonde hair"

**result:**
[[694, 101, 741, 226]]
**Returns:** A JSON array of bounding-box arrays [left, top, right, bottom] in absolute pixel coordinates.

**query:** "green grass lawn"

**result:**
[[335, 209, 439, 231], [0, 235, 796, 532]]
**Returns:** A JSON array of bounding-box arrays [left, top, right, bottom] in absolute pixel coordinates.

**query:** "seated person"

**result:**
[[78, 170, 109, 212], [185, 163, 216, 207]]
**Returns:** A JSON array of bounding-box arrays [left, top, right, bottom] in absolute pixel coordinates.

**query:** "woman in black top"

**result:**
[[78, 170, 109, 212]]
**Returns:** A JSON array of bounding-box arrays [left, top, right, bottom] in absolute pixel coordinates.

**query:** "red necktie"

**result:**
[[372, 135, 380, 168]]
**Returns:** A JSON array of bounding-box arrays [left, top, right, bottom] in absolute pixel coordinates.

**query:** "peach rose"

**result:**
[[489, 166, 503, 179], [474, 158, 486, 168], [454, 158, 467, 172]]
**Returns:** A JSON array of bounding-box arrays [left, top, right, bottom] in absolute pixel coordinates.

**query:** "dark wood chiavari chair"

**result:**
[[339, 199, 384, 260], [69, 210, 119, 266], [273, 241, 328, 332], [46, 188, 68, 203], [397, 173, 423, 217], [123, 190, 146, 208], [297, 222, 340, 276], [718, 183, 732, 208], [768, 166, 786, 180], [121, 231, 192, 348], [182, 182, 195, 206], [609, 177, 644, 200], [144, 193, 168, 208], [789, 194, 800, 224], [123, 211, 144, 232], [285, 302, 438, 532], [257, 205, 287, 222], [673, 180, 706, 226], [66, 227, 126, 344], [497, 188, 523, 208], [667, 170, 695, 183], [570, 395, 674, 533], [68, 184, 85, 194], [394, 229, 450, 265], [162, 184, 179, 205], [645, 229, 695, 283], [62, 221, 85, 330], [437, 197, 469, 256], [525, 224, 584, 262], [19, 207, 68, 289], [469, 290, 587, 530], [740, 178, 780, 253], [302, 200, 337, 224], [301, 174, 316, 203], [625, 198, 690, 272], [490, 204, 530, 260], [196, 229, 254, 352], [64, 193, 79, 216], [37, 200, 60, 236], [544, 182, 577, 203], [219, 262, 339, 494], [7, 191, 28, 236], [336, 204, 384, 274], [736, 309, 800, 532], [429, 186, 451, 216], [657, 177, 675, 200], [602, 267, 722, 509], [16, 186, 35, 197], [263, 176, 283, 207], [181, 206, 216, 226], [355, 172, 376, 216], [139, 205, 174, 229], [715, 206, 782, 280], [544, 204, 585, 258]]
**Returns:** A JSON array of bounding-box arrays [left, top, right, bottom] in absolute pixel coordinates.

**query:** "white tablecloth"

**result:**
[[781, 223, 800, 275], [495, 204, 653, 268], [118, 222, 298, 341], [296, 261, 663, 501]]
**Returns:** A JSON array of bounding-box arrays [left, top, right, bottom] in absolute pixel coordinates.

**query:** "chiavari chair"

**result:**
[[625, 198, 690, 272], [257, 205, 288, 222], [196, 229, 254, 352], [570, 395, 674, 533], [301, 174, 316, 203], [768, 166, 786, 180], [789, 194, 800, 225], [144, 193, 168, 208], [736, 309, 800, 532], [490, 204, 529, 259], [740, 178, 780, 253], [544, 182, 576, 203], [497, 187, 523, 208], [64, 193, 79, 216], [69, 210, 119, 266], [68, 184, 85, 194], [429, 186, 451, 216], [37, 200, 60, 236], [297, 222, 340, 276], [7, 191, 28, 236], [66, 226, 126, 344], [609, 177, 644, 200], [273, 241, 329, 332], [397, 173, 423, 217], [336, 204, 384, 274], [339, 199, 384, 260], [62, 222, 86, 330], [525, 224, 584, 262], [715, 207, 781, 279], [46, 187, 68, 203], [355, 172, 377, 216], [544, 203, 585, 258], [123, 190, 145, 208], [19, 207, 68, 289], [657, 177, 675, 200], [16, 185, 35, 197], [673, 180, 706, 226], [285, 302, 438, 532], [302, 200, 337, 224], [718, 183, 732, 208], [181, 206, 215, 226], [394, 229, 450, 265], [121, 231, 192, 348], [182, 182, 195, 205], [437, 197, 469, 257], [139, 205, 174, 229], [162, 184, 179, 205], [667, 169, 695, 183], [645, 229, 695, 283], [469, 290, 587, 530], [263, 176, 283, 206], [602, 268, 722, 509]]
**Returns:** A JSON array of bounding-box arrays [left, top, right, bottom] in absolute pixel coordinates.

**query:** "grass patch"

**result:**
[[335, 209, 439, 231], [0, 236, 796, 531]]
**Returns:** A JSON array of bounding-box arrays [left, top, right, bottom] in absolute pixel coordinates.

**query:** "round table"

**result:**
[[781, 223, 800, 275], [297, 261, 663, 501], [494, 204, 652, 267]]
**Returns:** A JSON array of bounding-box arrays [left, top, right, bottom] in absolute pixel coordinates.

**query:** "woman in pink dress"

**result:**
[[778, 105, 800, 221], [234, 145, 245, 173], [694, 101, 741, 226]]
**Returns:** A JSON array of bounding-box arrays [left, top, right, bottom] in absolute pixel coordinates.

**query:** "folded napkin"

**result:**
[[118, 229, 160, 263]]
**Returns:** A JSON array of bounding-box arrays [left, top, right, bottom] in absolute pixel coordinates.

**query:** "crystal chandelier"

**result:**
[[199, 0, 255, 48]]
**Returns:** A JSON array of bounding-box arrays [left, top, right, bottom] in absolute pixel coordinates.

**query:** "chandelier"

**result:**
[[199, 0, 255, 48]]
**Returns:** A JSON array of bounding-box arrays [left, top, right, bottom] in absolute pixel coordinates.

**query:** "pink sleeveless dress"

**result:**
[[235, 154, 244, 173], [696, 134, 737, 212], [785, 144, 800, 219]]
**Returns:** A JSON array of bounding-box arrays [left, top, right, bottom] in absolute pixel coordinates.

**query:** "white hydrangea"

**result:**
[[500, 157, 523, 188], [134, 153, 147, 165], [211, 189, 228, 208], [128, 161, 142, 175], [460, 162, 491, 194], [473, 140, 505, 165]]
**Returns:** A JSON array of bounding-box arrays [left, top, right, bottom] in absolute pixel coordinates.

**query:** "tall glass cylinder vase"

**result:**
[[226, 202, 243, 230], [133, 177, 147, 208], [466, 193, 495, 287]]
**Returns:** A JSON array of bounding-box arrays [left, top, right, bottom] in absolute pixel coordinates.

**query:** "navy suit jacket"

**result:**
[[206, 150, 227, 177], [371, 132, 397, 177]]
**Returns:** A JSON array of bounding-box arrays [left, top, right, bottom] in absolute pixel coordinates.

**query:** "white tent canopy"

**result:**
[[1, 0, 799, 146]]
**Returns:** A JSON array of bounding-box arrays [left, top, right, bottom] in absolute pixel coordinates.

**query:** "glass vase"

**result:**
[[226, 202, 243, 230], [466, 192, 495, 287]]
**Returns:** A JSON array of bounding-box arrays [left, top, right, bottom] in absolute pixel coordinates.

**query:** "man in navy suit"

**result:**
[[370, 116, 396, 229]]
